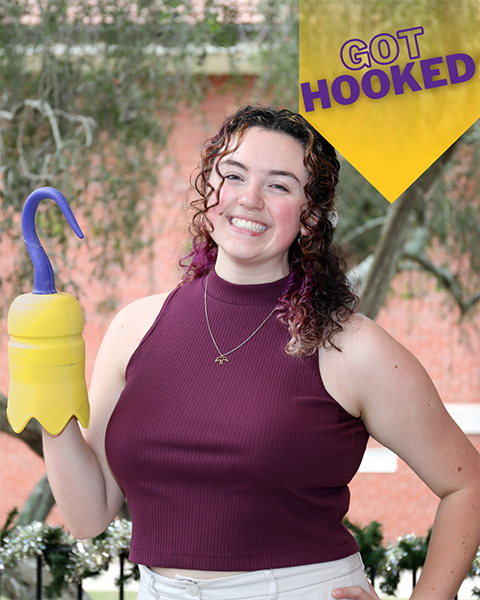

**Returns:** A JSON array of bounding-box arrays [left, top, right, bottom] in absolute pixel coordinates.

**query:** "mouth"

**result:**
[[229, 217, 268, 234]]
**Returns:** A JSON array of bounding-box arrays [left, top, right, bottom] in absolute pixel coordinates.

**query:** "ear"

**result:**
[[329, 208, 339, 228]]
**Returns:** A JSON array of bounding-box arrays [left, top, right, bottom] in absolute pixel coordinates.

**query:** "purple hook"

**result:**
[[21, 187, 84, 294]]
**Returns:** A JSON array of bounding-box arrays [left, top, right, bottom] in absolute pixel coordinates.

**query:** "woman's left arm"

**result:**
[[329, 315, 480, 600]]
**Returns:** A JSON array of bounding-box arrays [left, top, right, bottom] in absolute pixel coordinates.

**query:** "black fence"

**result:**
[[2, 548, 131, 600]]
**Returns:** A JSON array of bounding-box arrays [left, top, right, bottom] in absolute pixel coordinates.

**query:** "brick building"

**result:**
[[1, 75, 479, 547]]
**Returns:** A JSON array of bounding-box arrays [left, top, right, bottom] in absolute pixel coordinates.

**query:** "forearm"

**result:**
[[411, 486, 480, 600], [42, 418, 122, 539]]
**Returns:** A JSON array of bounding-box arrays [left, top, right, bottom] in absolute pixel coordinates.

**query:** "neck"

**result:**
[[214, 254, 290, 285]]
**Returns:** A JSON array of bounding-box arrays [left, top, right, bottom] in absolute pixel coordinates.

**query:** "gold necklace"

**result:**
[[204, 272, 278, 364]]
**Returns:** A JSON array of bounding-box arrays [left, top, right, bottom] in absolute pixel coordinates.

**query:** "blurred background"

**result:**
[[0, 1, 478, 598]]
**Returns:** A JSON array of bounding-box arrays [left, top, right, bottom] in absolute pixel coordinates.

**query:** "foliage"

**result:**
[[0, 515, 133, 599], [42, 529, 75, 599], [2, 2, 157, 295], [1, 0, 478, 319], [380, 532, 431, 595], [471, 547, 480, 598], [253, 0, 299, 111], [2, 514, 479, 598], [0, 0, 270, 311], [420, 124, 480, 304], [0, 509, 18, 548], [470, 547, 480, 579], [335, 123, 480, 317], [343, 519, 386, 584], [335, 160, 388, 263]]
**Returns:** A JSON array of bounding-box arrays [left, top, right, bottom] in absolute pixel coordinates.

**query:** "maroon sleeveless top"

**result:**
[[105, 269, 369, 570]]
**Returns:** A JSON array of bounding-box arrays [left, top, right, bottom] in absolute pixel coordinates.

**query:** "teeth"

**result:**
[[230, 218, 267, 233]]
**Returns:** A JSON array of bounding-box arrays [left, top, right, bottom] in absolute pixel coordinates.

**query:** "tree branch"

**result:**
[[15, 99, 96, 182], [340, 216, 387, 244], [359, 141, 460, 320], [402, 249, 480, 315]]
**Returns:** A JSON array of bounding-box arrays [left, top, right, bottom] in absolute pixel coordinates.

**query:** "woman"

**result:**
[[43, 105, 479, 600]]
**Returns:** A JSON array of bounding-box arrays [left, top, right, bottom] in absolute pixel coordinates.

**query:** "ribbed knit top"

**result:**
[[105, 269, 369, 570]]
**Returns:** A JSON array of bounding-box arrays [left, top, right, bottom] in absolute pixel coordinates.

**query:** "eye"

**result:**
[[270, 183, 289, 192], [224, 174, 243, 181]]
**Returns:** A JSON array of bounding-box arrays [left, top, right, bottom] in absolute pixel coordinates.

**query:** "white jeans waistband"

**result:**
[[138, 553, 368, 600]]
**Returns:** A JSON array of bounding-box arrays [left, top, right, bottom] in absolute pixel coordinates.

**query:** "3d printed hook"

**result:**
[[22, 187, 84, 294]]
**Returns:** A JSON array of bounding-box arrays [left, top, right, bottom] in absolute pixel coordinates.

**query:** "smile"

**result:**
[[229, 217, 268, 233]]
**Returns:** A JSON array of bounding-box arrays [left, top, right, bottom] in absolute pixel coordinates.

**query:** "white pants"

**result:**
[[137, 553, 370, 599]]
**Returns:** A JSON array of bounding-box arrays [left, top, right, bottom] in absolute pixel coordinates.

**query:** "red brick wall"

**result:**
[[0, 76, 256, 526], [1, 77, 478, 545]]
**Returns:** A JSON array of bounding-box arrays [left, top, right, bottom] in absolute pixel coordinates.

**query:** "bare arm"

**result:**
[[43, 292, 168, 539], [321, 315, 480, 600]]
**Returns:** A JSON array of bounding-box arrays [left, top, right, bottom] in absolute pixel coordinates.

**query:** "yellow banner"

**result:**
[[299, 0, 480, 202]]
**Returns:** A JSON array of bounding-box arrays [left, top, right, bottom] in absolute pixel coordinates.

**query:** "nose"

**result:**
[[238, 181, 264, 210]]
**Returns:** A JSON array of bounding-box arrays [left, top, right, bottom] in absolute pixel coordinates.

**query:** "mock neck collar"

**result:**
[[203, 268, 289, 306]]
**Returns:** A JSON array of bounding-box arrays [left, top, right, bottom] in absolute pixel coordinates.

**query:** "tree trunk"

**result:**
[[359, 141, 460, 320], [17, 472, 55, 527], [0, 391, 44, 458]]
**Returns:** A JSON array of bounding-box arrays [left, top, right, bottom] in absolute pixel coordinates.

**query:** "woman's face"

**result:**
[[207, 127, 309, 284]]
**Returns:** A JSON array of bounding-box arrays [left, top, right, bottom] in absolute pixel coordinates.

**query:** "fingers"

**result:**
[[332, 583, 380, 599]]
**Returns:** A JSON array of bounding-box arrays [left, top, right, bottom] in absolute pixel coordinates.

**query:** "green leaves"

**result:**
[[0, 0, 245, 307], [343, 519, 386, 584]]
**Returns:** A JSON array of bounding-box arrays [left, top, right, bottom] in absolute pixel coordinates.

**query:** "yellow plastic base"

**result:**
[[7, 292, 90, 435]]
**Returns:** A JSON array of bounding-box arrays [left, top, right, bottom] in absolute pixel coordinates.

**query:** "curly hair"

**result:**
[[179, 104, 358, 356]]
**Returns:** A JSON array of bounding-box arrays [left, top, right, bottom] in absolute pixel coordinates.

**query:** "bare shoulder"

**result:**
[[94, 292, 169, 377], [320, 313, 479, 496], [88, 291, 171, 405], [319, 313, 432, 419], [84, 291, 171, 448], [113, 291, 171, 327], [319, 313, 391, 417], [327, 311, 396, 353], [109, 291, 171, 352]]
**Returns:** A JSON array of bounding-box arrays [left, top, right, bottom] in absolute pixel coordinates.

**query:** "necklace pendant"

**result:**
[[205, 272, 277, 366], [215, 355, 229, 365]]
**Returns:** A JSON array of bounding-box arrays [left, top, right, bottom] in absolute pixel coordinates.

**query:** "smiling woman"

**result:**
[[206, 127, 309, 282], [41, 105, 479, 600], [181, 105, 355, 358]]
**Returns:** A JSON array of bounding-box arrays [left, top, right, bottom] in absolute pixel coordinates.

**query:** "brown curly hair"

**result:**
[[179, 104, 358, 355]]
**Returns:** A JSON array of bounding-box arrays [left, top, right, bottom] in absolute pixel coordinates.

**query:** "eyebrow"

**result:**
[[221, 159, 301, 183]]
